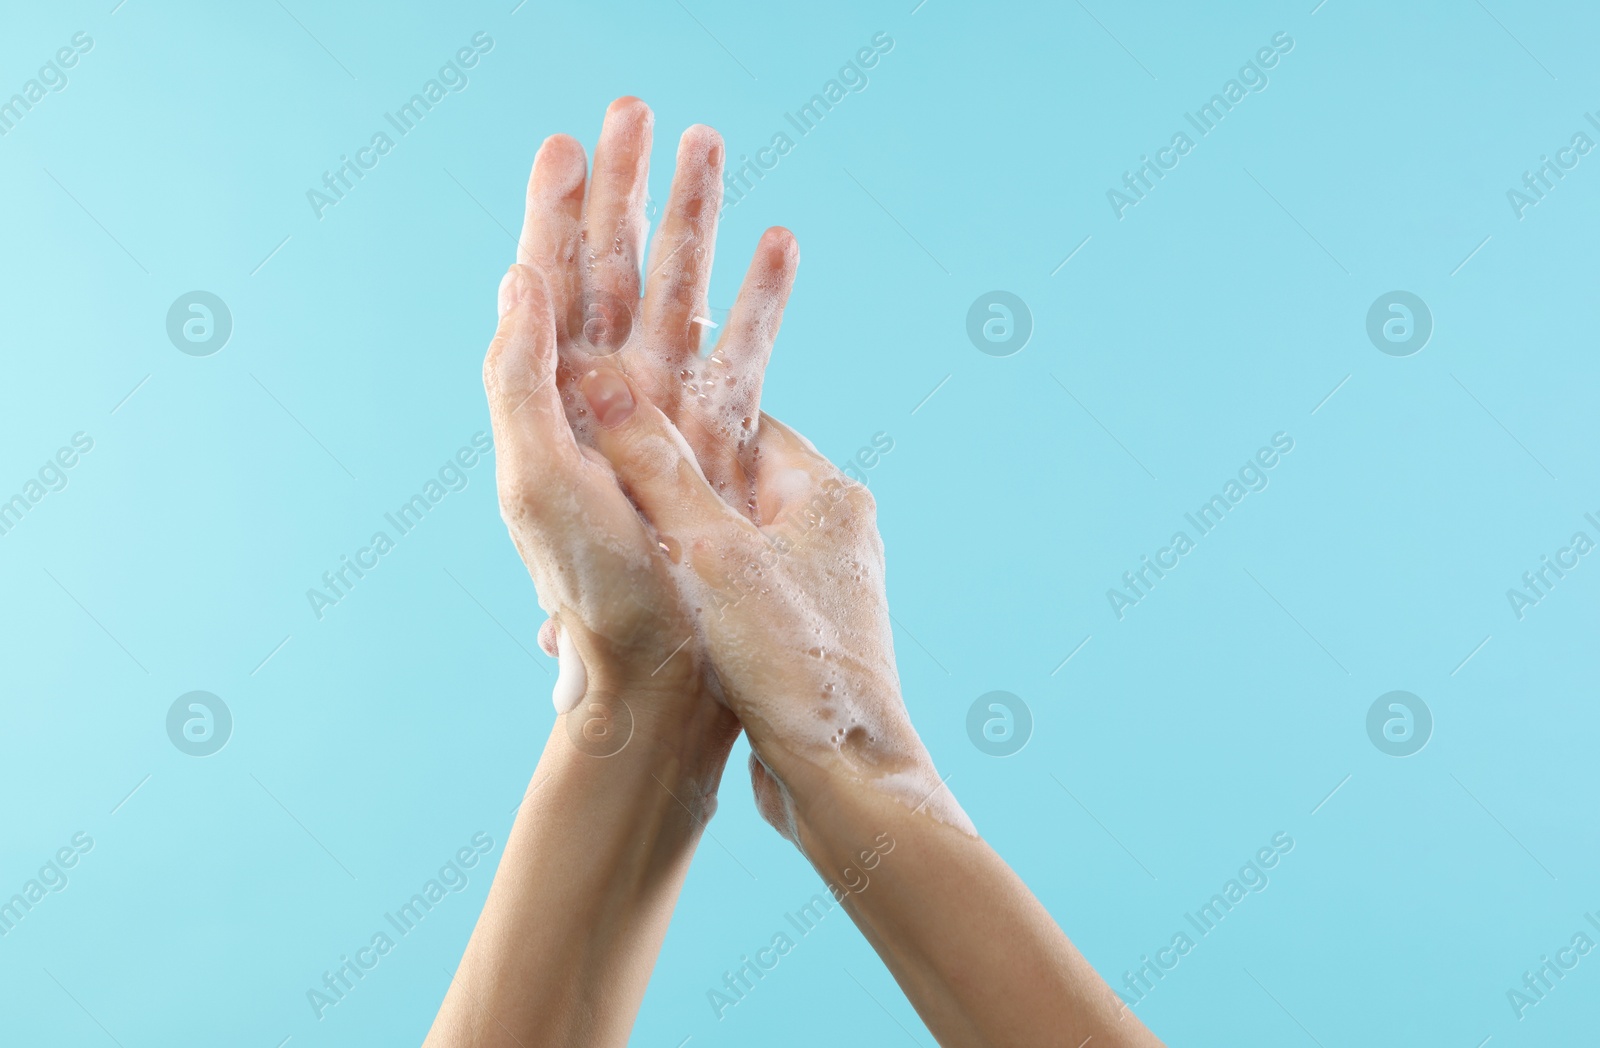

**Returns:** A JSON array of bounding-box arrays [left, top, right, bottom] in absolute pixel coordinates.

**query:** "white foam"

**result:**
[[551, 625, 587, 715]]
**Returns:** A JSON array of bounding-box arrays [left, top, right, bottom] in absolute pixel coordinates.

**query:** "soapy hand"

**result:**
[[485, 264, 717, 726], [509, 97, 798, 718], [514, 96, 797, 512], [447, 98, 1165, 1048], [577, 367, 967, 840]]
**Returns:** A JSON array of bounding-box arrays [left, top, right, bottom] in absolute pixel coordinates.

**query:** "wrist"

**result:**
[[458, 685, 738, 1048], [754, 731, 951, 851], [772, 749, 926, 908], [743, 691, 928, 807], [542, 679, 739, 834], [737, 679, 979, 865]]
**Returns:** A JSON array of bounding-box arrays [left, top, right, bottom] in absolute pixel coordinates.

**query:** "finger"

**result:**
[[580, 96, 652, 351], [711, 226, 799, 407], [578, 366, 749, 542], [752, 412, 831, 470], [678, 226, 799, 490], [484, 265, 580, 504], [640, 124, 725, 362], [518, 134, 587, 338]]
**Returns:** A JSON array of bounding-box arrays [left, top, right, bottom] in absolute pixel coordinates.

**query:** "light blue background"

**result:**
[[2, 0, 1597, 1044]]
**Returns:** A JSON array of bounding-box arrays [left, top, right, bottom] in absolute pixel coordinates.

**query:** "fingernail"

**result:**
[[498, 267, 522, 317], [582, 369, 635, 428]]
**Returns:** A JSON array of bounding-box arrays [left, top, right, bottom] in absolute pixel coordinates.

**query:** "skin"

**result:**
[[582, 369, 1163, 1047], [423, 98, 788, 1048], [513, 96, 797, 514], [424, 100, 1165, 1048]]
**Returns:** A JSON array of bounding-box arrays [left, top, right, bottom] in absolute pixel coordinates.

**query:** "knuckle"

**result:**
[[482, 335, 505, 380], [496, 480, 538, 527], [816, 474, 875, 518], [688, 526, 759, 595], [613, 429, 681, 486], [495, 468, 557, 528], [842, 482, 877, 517], [482, 331, 518, 398]]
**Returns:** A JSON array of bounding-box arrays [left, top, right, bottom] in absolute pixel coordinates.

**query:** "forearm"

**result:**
[[778, 743, 1164, 1048], [425, 692, 732, 1048]]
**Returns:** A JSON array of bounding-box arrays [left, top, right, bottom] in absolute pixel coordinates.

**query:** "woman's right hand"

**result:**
[[574, 365, 969, 840]]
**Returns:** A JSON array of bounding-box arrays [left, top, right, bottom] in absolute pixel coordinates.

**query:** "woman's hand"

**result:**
[[510, 95, 800, 734], [572, 365, 967, 837], [442, 96, 1162, 1048], [425, 260, 760, 1048], [485, 263, 722, 738], [515, 96, 798, 509], [578, 369, 1164, 1048]]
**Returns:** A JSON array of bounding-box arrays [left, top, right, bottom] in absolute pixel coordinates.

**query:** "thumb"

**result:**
[[579, 366, 747, 541]]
